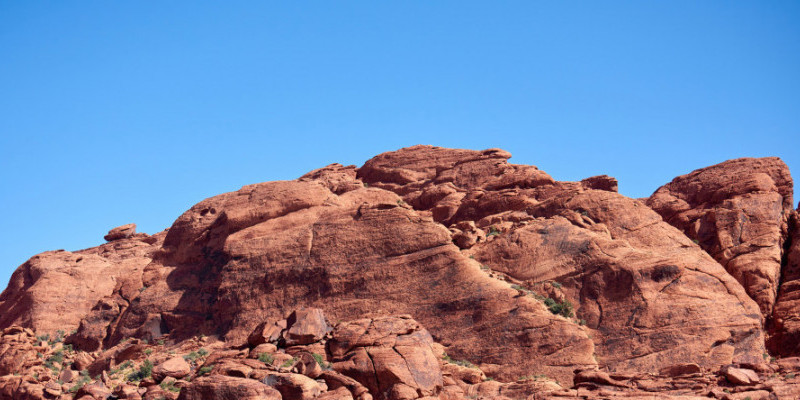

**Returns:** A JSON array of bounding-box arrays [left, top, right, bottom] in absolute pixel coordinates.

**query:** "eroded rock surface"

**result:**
[[1, 145, 799, 400], [771, 208, 800, 356], [647, 157, 794, 317], [0, 231, 163, 336]]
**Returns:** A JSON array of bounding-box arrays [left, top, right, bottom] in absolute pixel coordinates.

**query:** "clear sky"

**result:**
[[1, 1, 798, 288]]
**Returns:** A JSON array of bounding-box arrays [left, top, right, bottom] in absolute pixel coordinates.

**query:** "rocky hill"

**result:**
[[1, 145, 799, 400]]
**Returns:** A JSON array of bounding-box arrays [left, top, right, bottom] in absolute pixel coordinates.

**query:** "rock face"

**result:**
[[771, 209, 800, 355], [0, 231, 163, 336], [328, 315, 443, 400], [1, 145, 799, 400], [647, 157, 794, 317], [178, 376, 281, 400], [90, 165, 595, 384], [361, 146, 766, 374]]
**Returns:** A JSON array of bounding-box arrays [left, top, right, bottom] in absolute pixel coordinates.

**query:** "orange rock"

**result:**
[[152, 357, 191, 381], [329, 315, 442, 400], [647, 157, 794, 317], [176, 376, 281, 400]]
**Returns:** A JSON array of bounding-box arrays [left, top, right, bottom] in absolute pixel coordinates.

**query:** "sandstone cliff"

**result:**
[[1, 145, 799, 400]]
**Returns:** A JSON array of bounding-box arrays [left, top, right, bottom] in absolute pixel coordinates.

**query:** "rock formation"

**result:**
[[647, 157, 794, 318], [1, 145, 799, 399]]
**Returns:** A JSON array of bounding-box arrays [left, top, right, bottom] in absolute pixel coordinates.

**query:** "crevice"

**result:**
[[392, 346, 423, 390], [364, 346, 382, 396]]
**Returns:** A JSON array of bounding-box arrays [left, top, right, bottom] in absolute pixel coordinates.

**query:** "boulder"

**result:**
[[177, 376, 281, 400], [329, 315, 442, 400], [262, 371, 325, 400], [152, 357, 191, 381], [721, 365, 760, 385], [284, 308, 331, 346], [105, 224, 137, 241]]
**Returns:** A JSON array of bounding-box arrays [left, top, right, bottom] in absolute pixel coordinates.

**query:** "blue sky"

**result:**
[[1, 1, 798, 287]]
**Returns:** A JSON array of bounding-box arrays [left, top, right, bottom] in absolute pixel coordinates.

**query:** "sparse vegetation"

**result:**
[[184, 351, 201, 362], [197, 348, 208, 357], [127, 360, 153, 381], [281, 357, 297, 368], [442, 353, 477, 369], [44, 350, 64, 371], [544, 297, 574, 318], [197, 365, 214, 376], [160, 379, 181, 392], [258, 352, 274, 365], [110, 360, 133, 376], [69, 370, 91, 393], [312, 353, 332, 369], [518, 374, 549, 381], [487, 226, 500, 236]]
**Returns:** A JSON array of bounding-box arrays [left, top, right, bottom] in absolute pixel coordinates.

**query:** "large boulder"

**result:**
[[177, 376, 281, 400], [646, 157, 794, 317], [328, 315, 443, 400]]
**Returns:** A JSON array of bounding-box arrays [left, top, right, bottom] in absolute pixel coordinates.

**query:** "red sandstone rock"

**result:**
[[721, 365, 760, 386], [105, 224, 138, 241], [2, 145, 800, 400], [771, 209, 800, 356], [647, 157, 794, 317], [284, 308, 331, 346], [0, 231, 164, 338], [100, 177, 594, 384], [328, 315, 443, 400], [152, 357, 191, 381], [261, 371, 325, 400], [176, 376, 281, 400]]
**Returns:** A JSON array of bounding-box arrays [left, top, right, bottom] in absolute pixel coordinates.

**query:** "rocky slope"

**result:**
[[1, 145, 799, 400]]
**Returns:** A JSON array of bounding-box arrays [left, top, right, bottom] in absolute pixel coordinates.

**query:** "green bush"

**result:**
[[197, 365, 214, 376], [544, 298, 574, 318], [258, 353, 274, 365], [281, 357, 297, 368], [127, 360, 153, 381], [312, 353, 332, 369], [160, 380, 181, 392], [442, 353, 477, 369]]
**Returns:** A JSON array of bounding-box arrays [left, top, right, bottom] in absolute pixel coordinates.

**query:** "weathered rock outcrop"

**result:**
[[98, 175, 594, 384], [0, 230, 163, 336], [647, 157, 794, 317], [360, 146, 767, 374], [328, 315, 443, 400], [771, 209, 800, 355], [1, 145, 799, 399]]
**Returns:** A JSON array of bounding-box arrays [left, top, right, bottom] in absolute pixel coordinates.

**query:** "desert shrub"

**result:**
[[258, 353, 274, 365], [127, 360, 153, 381], [197, 365, 214, 376], [281, 357, 297, 368], [544, 298, 574, 318], [184, 351, 200, 362], [160, 379, 181, 392], [312, 353, 332, 369], [442, 353, 477, 369]]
